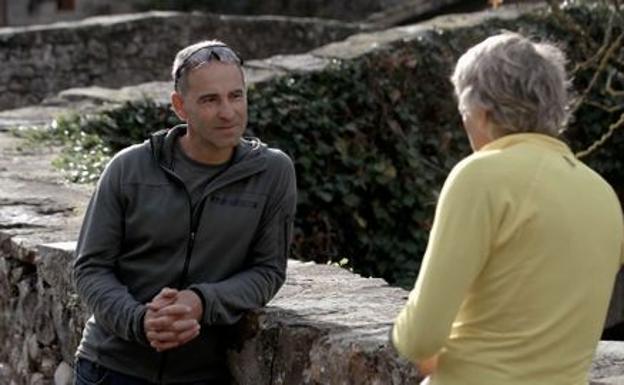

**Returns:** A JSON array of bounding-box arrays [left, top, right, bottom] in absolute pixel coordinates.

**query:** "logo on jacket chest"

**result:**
[[209, 195, 259, 209]]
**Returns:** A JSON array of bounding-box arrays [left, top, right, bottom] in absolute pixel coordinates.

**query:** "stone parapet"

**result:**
[[1, 236, 623, 384]]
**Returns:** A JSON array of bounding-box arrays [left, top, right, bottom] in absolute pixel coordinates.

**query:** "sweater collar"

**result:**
[[480, 133, 572, 155]]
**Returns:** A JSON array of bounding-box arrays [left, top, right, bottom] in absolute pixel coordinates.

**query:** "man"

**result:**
[[391, 33, 624, 385], [73, 40, 297, 385]]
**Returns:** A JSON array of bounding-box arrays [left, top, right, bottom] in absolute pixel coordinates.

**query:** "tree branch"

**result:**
[[576, 111, 624, 159]]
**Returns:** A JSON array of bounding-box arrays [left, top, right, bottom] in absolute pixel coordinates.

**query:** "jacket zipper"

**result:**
[[158, 179, 194, 385], [156, 155, 235, 384]]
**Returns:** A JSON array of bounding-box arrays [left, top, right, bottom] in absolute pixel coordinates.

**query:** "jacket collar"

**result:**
[[150, 124, 262, 168], [480, 133, 572, 155], [149, 125, 268, 187]]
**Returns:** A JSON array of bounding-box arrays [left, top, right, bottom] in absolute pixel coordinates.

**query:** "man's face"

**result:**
[[174, 62, 247, 155]]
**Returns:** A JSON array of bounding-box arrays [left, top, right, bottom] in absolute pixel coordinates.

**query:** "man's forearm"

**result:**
[[189, 262, 285, 325], [74, 266, 148, 345]]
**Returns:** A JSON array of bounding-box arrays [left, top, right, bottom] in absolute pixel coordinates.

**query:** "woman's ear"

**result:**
[[475, 107, 490, 134], [461, 105, 493, 151], [171, 91, 187, 121]]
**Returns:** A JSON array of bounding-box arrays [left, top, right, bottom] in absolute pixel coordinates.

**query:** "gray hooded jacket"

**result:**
[[74, 125, 297, 383]]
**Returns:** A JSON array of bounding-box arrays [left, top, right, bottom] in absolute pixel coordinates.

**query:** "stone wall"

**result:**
[[0, 11, 366, 110], [0, 239, 422, 385], [174, 0, 406, 21], [2, 237, 624, 385], [5, 0, 136, 27], [5, 0, 444, 26]]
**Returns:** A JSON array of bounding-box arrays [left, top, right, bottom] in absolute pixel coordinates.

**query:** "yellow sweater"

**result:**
[[392, 133, 624, 385]]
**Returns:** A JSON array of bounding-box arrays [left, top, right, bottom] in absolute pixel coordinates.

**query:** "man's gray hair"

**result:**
[[451, 32, 570, 137], [172, 39, 244, 93]]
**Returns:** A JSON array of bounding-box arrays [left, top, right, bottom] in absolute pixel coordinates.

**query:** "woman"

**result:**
[[392, 32, 624, 385]]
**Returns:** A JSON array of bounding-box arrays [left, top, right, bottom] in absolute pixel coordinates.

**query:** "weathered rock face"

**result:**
[[0, 11, 367, 110], [2, 238, 624, 385], [181, 0, 407, 21], [8, 0, 469, 27], [228, 261, 419, 385], [0, 129, 90, 385], [6, 0, 136, 27], [366, 0, 466, 27]]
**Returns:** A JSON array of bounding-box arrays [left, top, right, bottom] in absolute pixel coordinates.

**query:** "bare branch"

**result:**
[[576, 111, 624, 159], [610, 0, 622, 17], [606, 70, 624, 97], [572, 6, 616, 74], [546, 0, 596, 58], [571, 30, 624, 115], [585, 100, 624, 113]]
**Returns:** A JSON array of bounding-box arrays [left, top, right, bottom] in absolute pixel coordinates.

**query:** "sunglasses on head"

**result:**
[[174, 45, 244, 90]]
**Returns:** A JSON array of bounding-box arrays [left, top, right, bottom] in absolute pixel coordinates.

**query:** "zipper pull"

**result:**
[[190, 232, 196, 241]]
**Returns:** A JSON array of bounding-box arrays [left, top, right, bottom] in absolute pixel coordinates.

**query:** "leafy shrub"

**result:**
[[247, 42, 471, 287], [15, 99, 181, 183]]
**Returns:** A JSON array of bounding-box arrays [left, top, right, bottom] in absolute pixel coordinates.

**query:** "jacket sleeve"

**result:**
[[391, 158, 492, 362], [73, 155, 149, 345], [189, 151, 297, 325]]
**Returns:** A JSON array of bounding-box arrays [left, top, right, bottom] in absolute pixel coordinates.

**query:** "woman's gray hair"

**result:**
[[451, 32, 570, 137]]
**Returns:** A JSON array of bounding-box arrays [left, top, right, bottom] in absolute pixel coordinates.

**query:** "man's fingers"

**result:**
[[147, 322, 201, 352], [146, 319, 198, 338], [145, 308, 195, 333], [177, 325, 201, 345], [148, 288, 179, 310], [171, 319, 199, 332], [147, 300, 175, 311], [144, 301, 200, 353], [145, 316, 173, 331], [146, 305, 192, 324], [159, 287, 177, 296], [153, 304, 192, 317]]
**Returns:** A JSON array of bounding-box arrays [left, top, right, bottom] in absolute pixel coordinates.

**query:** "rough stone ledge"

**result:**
[[0, 241, 422, 385], [311, 2, 545, 60], [2, 238, 624, 384], [593, 376, 624, 385]]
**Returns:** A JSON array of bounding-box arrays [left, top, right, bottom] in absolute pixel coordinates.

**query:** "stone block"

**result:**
[[592, 376, 624, 385], [53, 362, 72, 385], [227, 260, 422, 384], [591, 342, 624, 382]]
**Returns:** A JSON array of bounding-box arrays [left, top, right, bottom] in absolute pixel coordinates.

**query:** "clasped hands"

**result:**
[[143, 287, 203, 352]]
